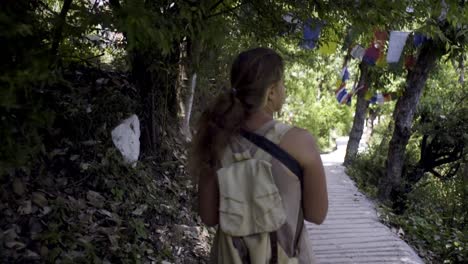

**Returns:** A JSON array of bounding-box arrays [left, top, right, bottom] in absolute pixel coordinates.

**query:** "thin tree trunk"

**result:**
[[344, 63, 370, 166], [49, 0, 73, 65], [132, 51, 179, 156], [131, 52, 159, 155], [176, 40, 189, 117], [109, 0, 179, 157], [182, 73, 197, 140], [376, 119, 393, 151], [459, 55, 465, 84], [317, 79, 323, 100], [462, 163, 468, 230], [378, 40, 441, 203]]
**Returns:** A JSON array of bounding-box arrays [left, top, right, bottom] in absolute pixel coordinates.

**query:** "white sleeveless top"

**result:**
[[210, 120, 317, 263]]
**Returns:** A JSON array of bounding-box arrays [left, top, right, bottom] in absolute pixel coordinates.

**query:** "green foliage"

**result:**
[[349, 132, 467, 263], [411, 60, 468, 180], [346, 147, 386, 198], [348, 59, 467, 262], [282, 54, 353, 151], [379, 173, 467, 263], [0, 1, 56, 175]]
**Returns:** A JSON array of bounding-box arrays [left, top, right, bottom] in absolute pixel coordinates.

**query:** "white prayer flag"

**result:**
[[376, 93, 385, 105], [351, 45, 365, 60], [387, 31, 410, 63]]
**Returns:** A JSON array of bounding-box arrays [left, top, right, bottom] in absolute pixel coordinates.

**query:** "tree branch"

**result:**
[[429, 168, 443, 179], [209, 0, 224, 11], [420, 134, 428, 162], [91, 0, 99, 12], [206, 1, 249, 19], [433, 150, 463, 167], [313, 0, 322, 12], [37, 0, 57, 15], [109, 0, 121, 10]]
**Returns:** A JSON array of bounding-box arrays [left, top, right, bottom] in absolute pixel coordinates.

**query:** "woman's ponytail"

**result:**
[[189, 89, 247, 180], [189, 47, 284, 181]]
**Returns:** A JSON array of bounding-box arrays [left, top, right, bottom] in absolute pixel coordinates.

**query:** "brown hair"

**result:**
[[189, 47, 284, 181]]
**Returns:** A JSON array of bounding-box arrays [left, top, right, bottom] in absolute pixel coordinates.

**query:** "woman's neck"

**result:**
[[243, 110, 274, 131]]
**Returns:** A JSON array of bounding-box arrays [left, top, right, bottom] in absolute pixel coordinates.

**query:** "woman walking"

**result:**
[[190, 47, 328, 263]]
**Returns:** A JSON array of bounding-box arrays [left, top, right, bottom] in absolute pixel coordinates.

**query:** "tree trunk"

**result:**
[[344, 63, 370, 166], [378, 41, 441, 203], [49, 0, 73, 65], [109, 0, 180, 157], [317, 79, 323, 100], [176, 41, 189, 124], [459, 55, 465, 84], [131, 51, 179, 156], [181, 73, 197, 140]]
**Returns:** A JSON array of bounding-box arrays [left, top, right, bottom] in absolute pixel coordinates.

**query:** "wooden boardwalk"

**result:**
[[307, 137, 424, 264]]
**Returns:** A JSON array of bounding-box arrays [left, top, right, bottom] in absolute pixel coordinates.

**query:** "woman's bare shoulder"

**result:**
[[280, 126, 320, 164]]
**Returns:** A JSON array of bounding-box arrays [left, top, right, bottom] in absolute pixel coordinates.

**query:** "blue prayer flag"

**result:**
[[302, 19, 322, 49], [413, 33, 428, 47], [336, 87, 348, 104], [342, 68, 350, 82]]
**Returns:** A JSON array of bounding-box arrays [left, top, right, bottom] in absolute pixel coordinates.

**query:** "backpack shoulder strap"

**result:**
[[240, 128, 305, 258], [239, 129, 303, 189]]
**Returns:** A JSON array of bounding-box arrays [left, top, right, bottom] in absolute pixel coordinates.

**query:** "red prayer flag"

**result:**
[[374, 31, 388, 48], [383, 93, 392, 102], [405, 55, 416, 70]]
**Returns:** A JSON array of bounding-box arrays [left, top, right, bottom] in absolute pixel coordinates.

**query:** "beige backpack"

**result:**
[[214, 122, 303, 264]]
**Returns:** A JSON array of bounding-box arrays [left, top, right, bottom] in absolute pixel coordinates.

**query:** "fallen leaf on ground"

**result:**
[[18, 200, 32, 215]]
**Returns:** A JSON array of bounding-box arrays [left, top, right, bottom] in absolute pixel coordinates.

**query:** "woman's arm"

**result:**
[[280, 128, 328, 224]]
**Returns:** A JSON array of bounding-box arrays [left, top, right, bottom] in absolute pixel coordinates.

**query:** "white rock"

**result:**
[[111, 114, 140, 167]]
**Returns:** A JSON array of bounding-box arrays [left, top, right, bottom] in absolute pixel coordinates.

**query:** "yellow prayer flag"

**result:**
[[365, 90, 373, 100], [336, 80, 342, 88], [376, 55, 387, 68], [318, 41, 338, 55]]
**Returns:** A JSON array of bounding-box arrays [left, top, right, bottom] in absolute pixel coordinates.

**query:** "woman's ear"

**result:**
[[267, 84, 277, 101]]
